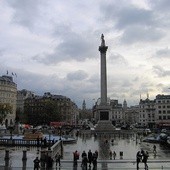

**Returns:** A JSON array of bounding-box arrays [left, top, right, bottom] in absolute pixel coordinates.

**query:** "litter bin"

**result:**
[[120, 151, 123, 159]]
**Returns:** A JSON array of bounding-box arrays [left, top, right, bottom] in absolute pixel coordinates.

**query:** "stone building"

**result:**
[[139, 97, 156, 128], [24, 92, 78, 125], [16, 89, 35, 123], [110, 99, 123, 125], [155, 94, 170, 128], [0, 75, 17, 126]]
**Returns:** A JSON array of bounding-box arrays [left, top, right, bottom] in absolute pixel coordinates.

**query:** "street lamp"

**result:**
[[59, 126, 62, 140], [48, 128, 51, 150], [8, 125, 14, 140]]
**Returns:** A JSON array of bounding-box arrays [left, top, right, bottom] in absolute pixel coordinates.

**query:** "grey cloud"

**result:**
[[7, 0, 41, 29], [153, 65, 170, 77], [121, 80, 133, 88], [150, 0, 170, 12], [32, 32, 98, 64], [155, 47, 170, 58], [108, 53, 128, 65], [121, 26, 164, 44], [67, 70, 88, 81], [101, 2, 154, 29]]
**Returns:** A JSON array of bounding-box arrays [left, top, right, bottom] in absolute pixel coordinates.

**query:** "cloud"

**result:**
[[153, 65, 170, 77], [100, 1, 166, 44], [32, 31, 98, 64], [66, 70, 88, 81], [120, 25, 164, 44], [154, 47, 170, 58], [150, 0, 170, 12], [108, 53, 128, 65], [7, 0, 41, 29]]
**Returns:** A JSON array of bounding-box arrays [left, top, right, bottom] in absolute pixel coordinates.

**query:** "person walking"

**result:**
[[82, 155, 88, 170], [153, 145, 157, 154], [55, 152, 61, 167], [81, 151, 87, 167], [95, 150, 98, 159], [142, 151, 149, 170], [46, 155, 53, 169], [136, 151, 142, 170], [33, 157, 40, 170], [113, 151, 116, 160], [73, 150, 79, 166], [92, 152, 97, 170], [109, 150, 112, 159], [88, 149, 93, 167]]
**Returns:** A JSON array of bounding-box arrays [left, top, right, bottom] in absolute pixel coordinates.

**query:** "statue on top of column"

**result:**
[[101, 34, 105, 46]]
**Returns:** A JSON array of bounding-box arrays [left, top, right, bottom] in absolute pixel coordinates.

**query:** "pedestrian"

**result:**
[[81, 151, 87, 167], [95, 150, 98, 159], [33, 157, 40, 170], [109, 150, 112, 159], [82, 155, 88, 170], [88, 149, 93, 167], [142, 151, 149, 170], [73, 150, 79, 166], [92, 152, 97, 170], [113, 151, 116, 160], [55, 152, 61, 167], [46, 155, 53, 169], [44, 137, 47, 147], [136, 151, 142, 170], [37, 136, 40, 147], [153, 145, 156, 154]]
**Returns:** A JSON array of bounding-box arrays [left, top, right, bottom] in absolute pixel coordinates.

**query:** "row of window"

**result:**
[[159, 116, 170, 120], [158, 105, 170, 108], [157, 100, 170, 103], [158, 110, 170, 114]]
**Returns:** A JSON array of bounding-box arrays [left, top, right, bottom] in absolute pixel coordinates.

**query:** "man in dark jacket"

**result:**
[[88, 150, 93, 167]]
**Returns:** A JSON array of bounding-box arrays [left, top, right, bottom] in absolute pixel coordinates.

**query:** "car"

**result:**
[[0, 125, 6, 130], [144, 128, 151, 133], [161, 129, 167, 133]]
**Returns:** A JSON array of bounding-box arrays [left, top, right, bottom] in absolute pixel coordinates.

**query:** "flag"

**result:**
[[15, 73, 17, 77], [7, 70, 8, 75], [12, 72, 14, 76]]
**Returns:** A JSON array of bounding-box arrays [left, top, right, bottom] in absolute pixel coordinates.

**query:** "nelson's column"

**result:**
[[95, 34, 115, 133]]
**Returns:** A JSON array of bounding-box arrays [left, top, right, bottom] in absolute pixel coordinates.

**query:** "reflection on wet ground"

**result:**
[[0, 132, 170, 169]]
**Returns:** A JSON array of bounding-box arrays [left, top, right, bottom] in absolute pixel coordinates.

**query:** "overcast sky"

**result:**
[[0, 0, 170, 108]]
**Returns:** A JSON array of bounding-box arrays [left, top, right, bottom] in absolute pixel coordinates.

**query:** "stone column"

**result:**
[[99, 34, 108, 105]]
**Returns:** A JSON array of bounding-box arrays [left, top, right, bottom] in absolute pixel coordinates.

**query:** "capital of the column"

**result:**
[[99, 34, 108, 53]]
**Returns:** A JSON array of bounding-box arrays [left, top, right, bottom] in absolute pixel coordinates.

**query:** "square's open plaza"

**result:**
[[0, 131, 170, 169]]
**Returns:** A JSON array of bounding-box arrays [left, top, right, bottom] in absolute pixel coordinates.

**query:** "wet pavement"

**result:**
[[0, 132, 170, 169]]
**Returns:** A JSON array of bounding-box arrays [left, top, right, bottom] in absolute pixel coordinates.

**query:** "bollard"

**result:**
[[40, 150, 46, 168], [120, 151, 123, 159], [22, 159, 27, 170], [4, 150, 9, 160], [22, 150, 27, 160]]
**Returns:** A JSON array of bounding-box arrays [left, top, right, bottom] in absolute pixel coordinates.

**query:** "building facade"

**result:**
[[155, 94, 170, 128], [24, 92, 79, 125], [139, 98, 156, 128], [0, 75, 17, 126]]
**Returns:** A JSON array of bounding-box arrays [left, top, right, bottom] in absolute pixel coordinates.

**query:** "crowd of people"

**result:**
[[33, 152, 61, 170], [73, 150, 98, 170], [136, 149, 149, 170]]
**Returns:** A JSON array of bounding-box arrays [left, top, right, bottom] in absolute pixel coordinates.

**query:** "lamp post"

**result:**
[[48, 128, 51, 150], [8, 125, 14, 140], [59, 126, 62, 140]]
